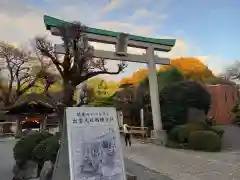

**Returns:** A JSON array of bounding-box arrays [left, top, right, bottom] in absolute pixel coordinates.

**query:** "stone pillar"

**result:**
[[117, 111, 123, 127], [146, 46, 167, 145], [140, 108, 144, 127]]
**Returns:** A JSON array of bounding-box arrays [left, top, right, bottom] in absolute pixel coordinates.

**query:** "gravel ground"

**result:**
[[124, 158, 173, 180]]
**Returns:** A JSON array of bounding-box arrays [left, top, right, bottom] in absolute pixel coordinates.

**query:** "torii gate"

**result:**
[[43, 15, 176, 144]]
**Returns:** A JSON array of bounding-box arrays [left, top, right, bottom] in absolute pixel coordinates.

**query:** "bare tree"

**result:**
[[35, 21, 127, 106], [0, 42, 50, 107]]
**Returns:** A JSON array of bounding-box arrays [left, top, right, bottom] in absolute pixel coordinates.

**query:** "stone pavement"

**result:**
[[123, 141, 240, 180], [0, 137, 16, 180], [2, 136, 240, 180], [221, 125, 240, 151], [124, 158, 172, 180]]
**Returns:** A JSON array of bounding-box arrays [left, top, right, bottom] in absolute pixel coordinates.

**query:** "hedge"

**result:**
[[32, 135, 60, 167], [209, 126, 224, 138], [177, 123, 207, 143], [168, 126, 181, 142], [188, 131, 221, 152], [13, 132, 53, 167]]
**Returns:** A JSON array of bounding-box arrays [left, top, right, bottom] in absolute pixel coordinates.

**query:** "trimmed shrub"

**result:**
[[188, 131, 221, 152], [168, 126, 181, 141], [232, 100, 240, 125], [166, 140, 187, 149], [32, 135, 60, 167], [13, 132, 52, 167], [209, 126, 224, 138], [177, 123, 207, 143], [55, 132, 61, 139]]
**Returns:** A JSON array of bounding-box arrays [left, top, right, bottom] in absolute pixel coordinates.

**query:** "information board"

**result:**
[[66, 107, 126, 180]]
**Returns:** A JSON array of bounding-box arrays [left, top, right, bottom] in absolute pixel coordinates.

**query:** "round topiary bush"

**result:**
[[13, 131, 53, 167], [177, 123, 207, 143], [188, 130, 221, 152], [32, 135, 60, 167], [168, 126, 181, 142], [209, 126, 224, 138]]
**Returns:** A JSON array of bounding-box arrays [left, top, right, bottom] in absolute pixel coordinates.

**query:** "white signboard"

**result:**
[[66, 107, 126, 180]]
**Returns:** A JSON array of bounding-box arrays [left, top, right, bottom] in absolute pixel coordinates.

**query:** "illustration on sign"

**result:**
[[66, 107, 126, 180]]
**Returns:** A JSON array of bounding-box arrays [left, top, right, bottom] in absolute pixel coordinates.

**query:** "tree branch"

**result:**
[[35, 37, 64, 77], [5, 56, 14, 103], [79, 61, 127, 84]]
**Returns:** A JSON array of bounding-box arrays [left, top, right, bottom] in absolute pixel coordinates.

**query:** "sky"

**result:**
[[0, 0, 239, 81]]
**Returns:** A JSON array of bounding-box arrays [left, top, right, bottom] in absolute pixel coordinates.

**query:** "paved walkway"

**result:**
[[2, 134, 240, 180], [123, 142, 240, 180], [222, 125, 240, 151], [0, 138, 16, 180]]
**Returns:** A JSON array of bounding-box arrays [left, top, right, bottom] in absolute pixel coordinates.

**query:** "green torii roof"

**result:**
[[43, 15, 176, 47]]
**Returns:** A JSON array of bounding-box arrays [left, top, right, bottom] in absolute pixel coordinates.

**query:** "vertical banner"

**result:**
[[66, 107, 126, 180]]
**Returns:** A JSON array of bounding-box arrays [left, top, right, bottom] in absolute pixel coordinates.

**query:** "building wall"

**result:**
[[206, 84, 238, 125]]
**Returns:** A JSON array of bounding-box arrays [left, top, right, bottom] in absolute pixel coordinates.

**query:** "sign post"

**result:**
[[65, 107, 126, 180]]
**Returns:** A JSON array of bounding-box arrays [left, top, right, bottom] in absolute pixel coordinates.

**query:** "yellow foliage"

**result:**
[[119, 77, 133, 86], [160, 57, 214, 81], [87, 78, 119, 98], [120, 68, 148, 86], [23, 80, 62, 94]]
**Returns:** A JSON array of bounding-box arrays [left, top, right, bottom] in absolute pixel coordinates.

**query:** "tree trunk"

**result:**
[[40, 116, 47, 131], [15, 118, 22, 138], [59, 81, 76, 135], [63, 81, 76, 106]]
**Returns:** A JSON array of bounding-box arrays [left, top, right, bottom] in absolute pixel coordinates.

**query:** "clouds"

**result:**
[[0, 0, 221, 81], [103, 0, 123, 13]]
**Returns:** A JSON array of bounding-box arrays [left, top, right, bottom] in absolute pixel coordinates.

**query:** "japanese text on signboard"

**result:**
[[72, 111, 114, 124]]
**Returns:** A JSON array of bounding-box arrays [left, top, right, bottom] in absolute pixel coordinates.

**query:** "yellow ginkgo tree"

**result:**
[[160, 57, 214, 82]]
